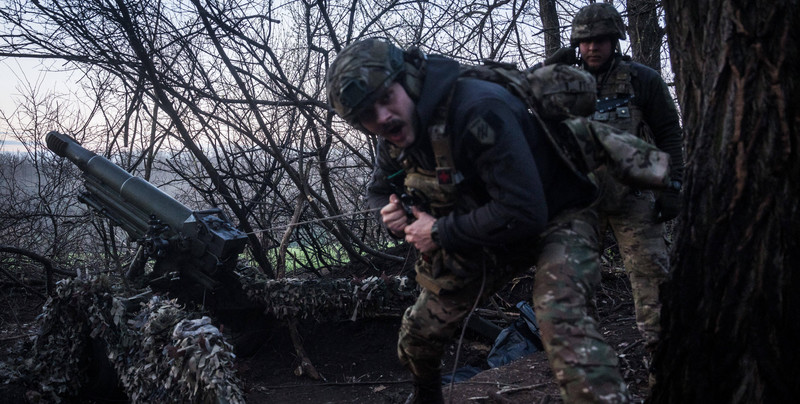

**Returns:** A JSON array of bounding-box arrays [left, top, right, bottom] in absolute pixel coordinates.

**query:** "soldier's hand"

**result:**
[[404, 208, 437, 254], [654, 189, 681, 223], [545, 46, 578, 66], [381, 194, 408, 236]]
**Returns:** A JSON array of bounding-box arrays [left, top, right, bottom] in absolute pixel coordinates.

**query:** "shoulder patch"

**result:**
[[466, 115, 496, 145]]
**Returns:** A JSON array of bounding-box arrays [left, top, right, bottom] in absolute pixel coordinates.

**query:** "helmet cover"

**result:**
[[326, 38, 405, 124], [570, 3, 626, 47]]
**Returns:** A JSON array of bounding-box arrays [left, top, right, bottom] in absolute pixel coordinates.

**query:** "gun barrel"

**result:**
[[46, 131, 193, 234]]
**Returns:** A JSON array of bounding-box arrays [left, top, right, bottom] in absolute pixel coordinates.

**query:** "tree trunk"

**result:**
[[539, 0, 560, 57], [626, 0, 663, 72], [654, 0, 800, 402]]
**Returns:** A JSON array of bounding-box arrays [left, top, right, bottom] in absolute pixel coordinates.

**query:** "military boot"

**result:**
[[404, 374, 444, 404]]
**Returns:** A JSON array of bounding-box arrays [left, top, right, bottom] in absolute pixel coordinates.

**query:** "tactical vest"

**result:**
[[388, 91, 461, 218], [388, 89, 491, 295], [389, 61, 674, 219], [592, 59, 652, 143], [388, 62, 674, 294]]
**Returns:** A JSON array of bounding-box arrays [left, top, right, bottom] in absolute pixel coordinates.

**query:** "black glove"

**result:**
[[654, 188, 681, 223], [544, 47, 578, 66]]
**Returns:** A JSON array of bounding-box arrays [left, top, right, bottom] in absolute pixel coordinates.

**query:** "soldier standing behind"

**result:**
[[560, 3, 685, 360], [327, 38, 631, 403]]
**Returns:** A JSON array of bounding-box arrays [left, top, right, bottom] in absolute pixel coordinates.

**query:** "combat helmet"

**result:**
[[326, 38, 416, 125], [570, 3, 626, 47]]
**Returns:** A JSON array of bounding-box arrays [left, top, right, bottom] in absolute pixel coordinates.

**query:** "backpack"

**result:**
[[458, 61, 675, 190]]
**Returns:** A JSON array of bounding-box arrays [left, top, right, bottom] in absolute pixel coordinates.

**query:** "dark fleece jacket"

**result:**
[[367, 55, 596, 258]]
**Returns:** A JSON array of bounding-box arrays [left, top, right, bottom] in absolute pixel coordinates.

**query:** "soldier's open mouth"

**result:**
[[382, 121, 404, 138]]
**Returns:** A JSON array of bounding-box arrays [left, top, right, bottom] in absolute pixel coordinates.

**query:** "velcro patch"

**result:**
[[467, 116, 495, 145]]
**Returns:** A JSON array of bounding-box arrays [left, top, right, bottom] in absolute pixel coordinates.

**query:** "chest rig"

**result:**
[[389, 91, 462, 218], [593, 60, 649, 142], [388, 91, 488, 295]]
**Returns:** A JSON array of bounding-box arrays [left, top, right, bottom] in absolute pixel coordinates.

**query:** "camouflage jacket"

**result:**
[[586, 55, 684, 182], [366, 55, 596, 258]]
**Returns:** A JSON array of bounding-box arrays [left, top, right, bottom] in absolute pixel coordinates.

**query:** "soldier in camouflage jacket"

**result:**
[[567, 3, 685, 361]]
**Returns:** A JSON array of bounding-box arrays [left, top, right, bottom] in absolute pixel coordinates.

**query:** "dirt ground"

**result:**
[[238, 243, 650, 404], [0, 243, 650, 403]]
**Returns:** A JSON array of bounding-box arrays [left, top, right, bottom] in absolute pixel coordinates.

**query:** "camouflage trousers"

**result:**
[[398, 208, 630, 403], [397, 252, 521, 380], [533, 208, 630, 403], [600, 187, 669, 352]]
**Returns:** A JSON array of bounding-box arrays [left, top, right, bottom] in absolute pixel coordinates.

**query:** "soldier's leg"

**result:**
[[398, 258, 521, 404], [608, 191, 669, 351], [397, 287, 475, 380], [533, 208, 630, 403]]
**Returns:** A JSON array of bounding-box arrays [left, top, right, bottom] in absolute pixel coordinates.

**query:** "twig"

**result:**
[[619, 339, 643, 354], [496, 382, 551, 394], [0, 333, 34, 342], [0, 265, 47, 300], [488, 390, 515, 403], [254, 378, 412, 389], [465, 383, 552, 402], [0, 244, 77, 295], [286, 318, 324, 381]]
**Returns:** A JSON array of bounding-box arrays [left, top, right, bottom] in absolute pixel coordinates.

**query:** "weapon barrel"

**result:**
[[46, 131, 193, 234]]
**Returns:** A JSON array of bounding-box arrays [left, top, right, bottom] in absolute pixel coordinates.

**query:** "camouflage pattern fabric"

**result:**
[[599, 188, 669, 351], [326, 38, 405, 124], [398, 207, 630, 403], [587, 57, 675, 354], [533, 207, 631, 403], [581, 118, 672, 189], [398, 252, 524, 380], [17, 276, 244, 403], [528, 64, 597, 120], [240, 266, 417, 321], [570, 3, 626, 46], [458, 63, 673, 191]]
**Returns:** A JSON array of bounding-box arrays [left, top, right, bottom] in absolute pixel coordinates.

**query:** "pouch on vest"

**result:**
[[403, 168, 457, 216], [560, 117, 673, 189], [414, 249, 487, 295]]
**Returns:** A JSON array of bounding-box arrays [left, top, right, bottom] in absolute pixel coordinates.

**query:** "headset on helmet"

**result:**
[[570, 3, 626, 47]]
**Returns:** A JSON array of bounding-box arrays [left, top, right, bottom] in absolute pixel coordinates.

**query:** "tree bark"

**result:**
[[626, 0, 663, 72], [654, 0, 800, 402], [539, 0, 560, 57]]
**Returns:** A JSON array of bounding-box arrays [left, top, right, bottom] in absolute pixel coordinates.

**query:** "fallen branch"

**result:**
[[287, 318, 323, 381], [253, 378, 413, 390]]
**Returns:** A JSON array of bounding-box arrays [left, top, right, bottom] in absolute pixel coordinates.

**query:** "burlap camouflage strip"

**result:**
[[2, 268, 418, 402], [238, 266, 417, 321], [11, 276, 244, 403]]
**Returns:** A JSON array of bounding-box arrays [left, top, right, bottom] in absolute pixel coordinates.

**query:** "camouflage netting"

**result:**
[[238, 267, 418, 321], [1, 267, 419, 402], [21, 276, 243, 403]]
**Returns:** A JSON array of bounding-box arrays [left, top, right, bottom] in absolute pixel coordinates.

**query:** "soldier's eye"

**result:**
[[358, 107, 377, 124], [378, 88, 393, 104]]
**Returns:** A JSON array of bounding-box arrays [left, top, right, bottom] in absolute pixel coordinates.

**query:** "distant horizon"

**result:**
[[0, 57, 80, 154], [0, 137, 27, 153]]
